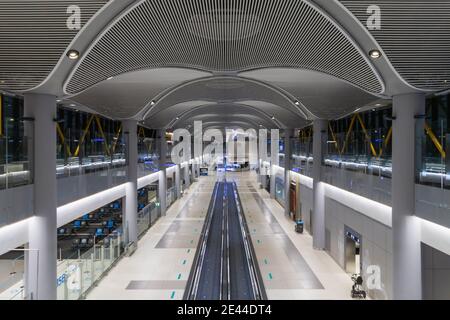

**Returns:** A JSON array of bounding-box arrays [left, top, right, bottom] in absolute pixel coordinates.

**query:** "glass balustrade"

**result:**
[[0, 251, 25, 300], [56, 232, 122, 300]]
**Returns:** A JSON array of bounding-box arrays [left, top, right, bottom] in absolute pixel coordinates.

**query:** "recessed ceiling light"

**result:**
[[0, 80, 5, 84], [271, 116, 275, 120], [107, 76, 114, 81], [375, 103, 382, 107], [150, 100, 156, 106], [56, 99, 61, 103], [70, 104, 76, 107], [67, 49, 80, 60], [369, 49, 382, 59], [176, 117, 180, 120], [295, 101, 300, 106]]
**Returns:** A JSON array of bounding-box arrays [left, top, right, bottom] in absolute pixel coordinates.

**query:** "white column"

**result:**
[[284, 129, 293, 216], [184, 163, 190, 189], [175, 164, 181, 199], [270, 130, 279, 199], [24, 93, 57, 300], [312, 119, 327, 250], [392, 93, 424, 300], [123, 120, 138, 245], [191, 161, 196, 182], [158, 130, 167, 216]]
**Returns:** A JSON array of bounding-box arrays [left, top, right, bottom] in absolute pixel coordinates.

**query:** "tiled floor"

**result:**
[[229, 172, 354, 300], [87, 171, 353, 300], [87, 177, 217, 300]]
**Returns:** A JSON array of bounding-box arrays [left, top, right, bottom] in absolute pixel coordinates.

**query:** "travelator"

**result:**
[[184, 180, 266, 300]]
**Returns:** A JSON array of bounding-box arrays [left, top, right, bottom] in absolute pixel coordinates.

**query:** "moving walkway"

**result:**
[[184, 180, 266, 300]]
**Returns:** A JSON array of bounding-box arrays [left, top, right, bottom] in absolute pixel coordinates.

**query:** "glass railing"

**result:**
[[417, 120, 449, 189], [166, 187, 176, 208], [56, 154, 126, 178], [0, 253, 25, 300], [137, 201, 160, 237], [56, 231, 122, 300], [0, 135, 33, 190]]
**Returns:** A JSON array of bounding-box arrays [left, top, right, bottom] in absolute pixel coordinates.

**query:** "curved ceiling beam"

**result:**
[[169, 103, 286, 129], [172, 112, 276, 131], [142, 76, 308, 122]]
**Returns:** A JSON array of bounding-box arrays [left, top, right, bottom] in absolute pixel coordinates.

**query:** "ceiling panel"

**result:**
[[340, 0, 450, 91], [0, 0, 108, 91], [65, 0, 383, 95]]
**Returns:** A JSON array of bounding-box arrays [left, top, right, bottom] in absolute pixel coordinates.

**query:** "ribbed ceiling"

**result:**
[[0, 0, 107, 91], [65, 0, 383, 94], [341, 0, 450, 91]]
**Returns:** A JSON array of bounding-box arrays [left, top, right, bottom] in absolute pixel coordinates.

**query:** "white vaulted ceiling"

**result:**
[[65, 0, 383, 95], [340, 0, 450, 91], [1, 0, 449, 128], [0, 0, 108, 91]]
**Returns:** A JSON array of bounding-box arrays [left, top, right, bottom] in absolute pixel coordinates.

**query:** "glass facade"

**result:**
[[324, 106, 393, 178], [0, 94, 32, 190], [292, 126, 313, 177], [56, 106, 126, 178], [418, 94, 450, 189]]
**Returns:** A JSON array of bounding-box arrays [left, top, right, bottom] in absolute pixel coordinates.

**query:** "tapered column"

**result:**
[[24, 94, 57, 300], [175, 164, 181, 199], [158, 130, 167, 216], [123, 120, 138, 245], [191, 162, 195, 182], [284, 129, 293, 216], [392, 93, 424, 300], [270, 129, 279, 199], [184, 163, 190, 189], [312, 120, 327, 249]]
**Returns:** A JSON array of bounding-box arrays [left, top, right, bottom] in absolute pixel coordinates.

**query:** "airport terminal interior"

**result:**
[[1, 0, 450, 301]]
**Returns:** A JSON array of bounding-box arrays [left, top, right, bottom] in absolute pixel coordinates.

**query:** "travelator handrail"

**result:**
[[220, 182, 230, 300], [232, 181, 267, 300], [183, 182, 220, 300]]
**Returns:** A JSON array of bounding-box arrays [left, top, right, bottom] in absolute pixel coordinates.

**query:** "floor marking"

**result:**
[[177, 273, 182, 280], [264, 259, 268, 265], [182, 259, 187, 265], [170, 291, 176, 299], [190, 239, 194, 244], [257, 240, 261, 244], [268, 273, 273, 280], [187, 249, 191, 253]]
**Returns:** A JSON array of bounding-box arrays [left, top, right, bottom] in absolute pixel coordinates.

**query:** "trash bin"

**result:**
[[295, 220, 304, 233]]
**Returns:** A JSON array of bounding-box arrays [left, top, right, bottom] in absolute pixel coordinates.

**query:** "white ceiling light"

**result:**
[[369, 49, 382, 59], [67, 49, 80, 60]]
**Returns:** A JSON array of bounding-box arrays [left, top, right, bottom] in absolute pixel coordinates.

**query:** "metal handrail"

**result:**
[[183, 182, 220, 300], [232, 181, 267, 300]]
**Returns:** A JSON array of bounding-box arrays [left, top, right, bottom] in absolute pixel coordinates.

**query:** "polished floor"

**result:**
[[87, 171, 353, 300]]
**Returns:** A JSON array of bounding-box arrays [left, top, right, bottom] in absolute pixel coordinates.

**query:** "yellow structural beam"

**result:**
[[340, 114, 357, 155], [111, 125, 122, 154], [94, 115, 111, 157], [425, 122, 446, 159], [56, 123, 72, 157], [356, 114, 377, 157], [74, 114, 95, 157], [328, 122, 341, 155], [378, 127, 392, 159]]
